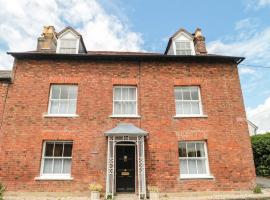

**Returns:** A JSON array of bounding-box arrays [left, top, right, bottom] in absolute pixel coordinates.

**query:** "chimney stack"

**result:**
[[37, 26, 57, 52], [194, 28, 207, 55]]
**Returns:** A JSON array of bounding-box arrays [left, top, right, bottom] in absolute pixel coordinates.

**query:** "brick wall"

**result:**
[[0, 58, 256, 192]]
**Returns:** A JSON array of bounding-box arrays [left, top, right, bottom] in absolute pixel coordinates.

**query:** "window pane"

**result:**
[[174, 88, 182, 100], [43, 159, 53, 174], [197, 160, 207, 174], [175, 42, 181, 49], [185, 42, 191, 49], [114, 88, 121, 100], [63, 159, 72, 173], [190, 88, 199, 100], [122, 88, 129, 100], [61, 39, 77, 48], [51, 85, 60, 99], [191, 102, 200, 114], [59, 100, 68, 114], [59, 48, 76, 54], [127, 102, 136, 115], [196, 143, 205, 157], [176, 102, 183, 115], [114, 101, 121, 115], [183, 102, 192, 114], [63, 143, 73, 157], [122, 101, 129, 114], [53, 159, 62, 174], [182, 88, 191, 100], [69, 86, 78, 99], [187, 143, 196, 157], [188, 160, 197, 174], [54, 143, 63, 157], [45, 143, 54, 157], [68, 100, 77, 114], [180, 160, 188, 174], [129, 88, 136, 100], [60, 86, 69, 99], [50, 100, 59, 114], [179, 143, 187, 157]]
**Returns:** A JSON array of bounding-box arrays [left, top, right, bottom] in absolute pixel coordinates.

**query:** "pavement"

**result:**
[[3, 177, 270, 200], [256, 176, 270, 188]]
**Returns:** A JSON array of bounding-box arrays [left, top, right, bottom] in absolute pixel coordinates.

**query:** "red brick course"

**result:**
[[0, 59, 256, 192]]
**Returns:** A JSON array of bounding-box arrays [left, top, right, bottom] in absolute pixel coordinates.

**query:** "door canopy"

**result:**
[[105, 123, 148, 137]]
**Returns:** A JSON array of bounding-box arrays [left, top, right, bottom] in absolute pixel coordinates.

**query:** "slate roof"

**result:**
[[104, 123, 148, 136]]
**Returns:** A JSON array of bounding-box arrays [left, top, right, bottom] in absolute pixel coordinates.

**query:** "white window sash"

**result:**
[[112, 86, 138, 116], [179, 141, 211, 178], [47, 85, 78, 115], [174, 86, 203, 116], [40, 141, 73, 177], [175, 41, 193, 55], [58, 39, 78, 54]]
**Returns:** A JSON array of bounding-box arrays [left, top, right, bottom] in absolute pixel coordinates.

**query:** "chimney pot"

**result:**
[[37, 26, 57, 52]]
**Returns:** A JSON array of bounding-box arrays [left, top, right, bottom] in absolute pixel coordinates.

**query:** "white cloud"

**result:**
[[247, 97, 270, 133], [245, 0, 270, 9], [207, 27, 270, 63], [239, 67, 256, 75], [0, 0, 144, 70], [257, 0, 270, 7]]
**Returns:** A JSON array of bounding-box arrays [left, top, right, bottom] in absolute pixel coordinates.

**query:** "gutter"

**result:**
[[7, 52, 245, 64]]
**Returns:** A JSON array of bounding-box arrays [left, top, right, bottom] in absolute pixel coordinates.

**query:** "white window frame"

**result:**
[[56, 38, 79, 54], [46, 84, 78, 117], [174, 40, 194, 55], [174, 86, 206, 118], [38, 141, 73, 180], [112, 86, 139, 117], [179, 141, 212, 179]]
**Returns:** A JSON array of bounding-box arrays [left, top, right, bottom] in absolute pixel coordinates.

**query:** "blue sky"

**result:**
[[0, 0, 269, 132]]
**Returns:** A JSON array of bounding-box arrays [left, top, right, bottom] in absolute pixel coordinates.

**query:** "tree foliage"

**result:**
[[251, 132, 270, 177]]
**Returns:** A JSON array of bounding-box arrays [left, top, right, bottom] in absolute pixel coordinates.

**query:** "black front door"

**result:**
[[116, 145, 135, 192]]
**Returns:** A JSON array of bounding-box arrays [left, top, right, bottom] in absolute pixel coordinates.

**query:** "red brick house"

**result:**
[[0, 26, 255, 199]]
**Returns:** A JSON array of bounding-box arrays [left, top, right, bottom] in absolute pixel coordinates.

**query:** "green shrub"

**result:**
[[0, 182, 6, 200], [253, 185, 262, 194], [251, 132, 270, 177]]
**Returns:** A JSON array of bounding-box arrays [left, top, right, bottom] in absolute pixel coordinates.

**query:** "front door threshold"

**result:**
[[114, 193, 138, 200]]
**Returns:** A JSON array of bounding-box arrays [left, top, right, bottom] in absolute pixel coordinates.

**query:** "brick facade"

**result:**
[[0, 58, 255, 193]]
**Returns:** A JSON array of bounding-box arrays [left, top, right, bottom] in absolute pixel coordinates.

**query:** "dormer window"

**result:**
[[175, 41, 193, 55], [56, 27, 87, 54], [58, 39, 78, 54]]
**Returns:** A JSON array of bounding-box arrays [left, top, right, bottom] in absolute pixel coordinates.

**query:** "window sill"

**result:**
[[35, 176, 73, 181], [174, 115, 208, 119], [110, 115, 141, 119], [43, 114, 79, 118], [180, 175, 214, 180]]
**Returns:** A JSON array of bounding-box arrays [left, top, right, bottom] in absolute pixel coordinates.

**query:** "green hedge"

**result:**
[[251, 132, 270, 177]]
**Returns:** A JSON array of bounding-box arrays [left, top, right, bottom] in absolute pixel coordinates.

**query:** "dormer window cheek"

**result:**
[[58, 39, 78, 54], [175, 41, 193, 55]]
